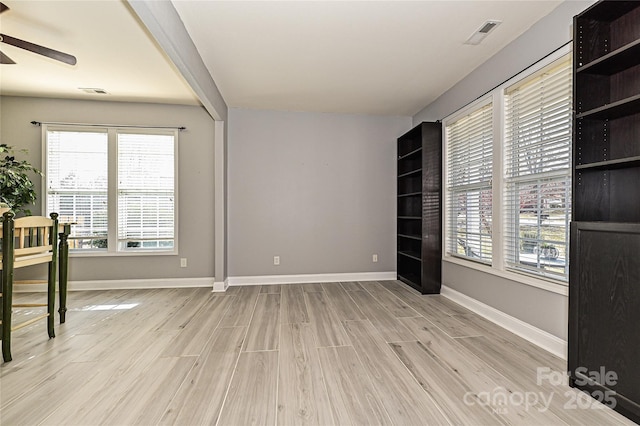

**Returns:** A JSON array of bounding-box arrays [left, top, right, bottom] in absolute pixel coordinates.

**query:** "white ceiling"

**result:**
[[0, 0, 200, 105], [0, 0, 564, 117], [173, 0, 563, 116]]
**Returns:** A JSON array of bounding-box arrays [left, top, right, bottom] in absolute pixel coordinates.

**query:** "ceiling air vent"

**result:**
[[79, 87, 108, 94], [465, 20, 501, 45]]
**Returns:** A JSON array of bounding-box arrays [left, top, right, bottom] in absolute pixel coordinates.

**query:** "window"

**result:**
[[45, 126, 177, 254], [117, 132, 175, 251], [446, 103, 493, 263], [504, 58, 572, 280], [443, 51, 572, 286], [46, 129, 109, 249]]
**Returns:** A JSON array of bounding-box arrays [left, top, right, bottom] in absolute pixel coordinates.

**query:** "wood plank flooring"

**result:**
[[1, 281, 634, 425]]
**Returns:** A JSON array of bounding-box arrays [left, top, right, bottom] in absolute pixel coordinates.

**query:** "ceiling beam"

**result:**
[[126, 0, 228, 121]]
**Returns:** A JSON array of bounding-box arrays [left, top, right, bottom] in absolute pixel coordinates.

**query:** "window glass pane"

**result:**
[[117, 132, 175, 251], [505, 178, 569, 279], [504, 56, 572, 281], [449, 188, 493, 262], [446, 103, 493, 263], [46, 130, 108, 250]]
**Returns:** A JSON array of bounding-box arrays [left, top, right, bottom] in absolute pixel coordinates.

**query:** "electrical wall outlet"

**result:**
[[180, 258, 187, 268], [373, 254, 378, 263], [274, 256, 280, 265]]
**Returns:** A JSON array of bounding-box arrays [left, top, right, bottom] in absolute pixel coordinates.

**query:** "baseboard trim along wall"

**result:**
[[14, 273, 394, 292], [227, 271, 397, 286], [212, 279, 229, 292], [15, 277, 215, 292], [440, 285, 567, 360]]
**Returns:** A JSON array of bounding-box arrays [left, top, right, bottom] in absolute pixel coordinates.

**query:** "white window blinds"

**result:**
[[446, 103, 493, 263], [45, 126, 177, 254], [504, 56, 572, 280], [46, 129, 109, 249], [117, 132, 175, 251]]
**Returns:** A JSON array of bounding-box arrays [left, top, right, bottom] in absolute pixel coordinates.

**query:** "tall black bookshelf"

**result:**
[[397, 122, 442, 294], [569, 1, 640, 423]]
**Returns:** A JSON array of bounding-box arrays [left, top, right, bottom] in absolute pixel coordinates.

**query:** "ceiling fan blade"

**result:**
[[0, 33, 76, 65], [0, 2, 8, 13], [0, 50, 16, 64]]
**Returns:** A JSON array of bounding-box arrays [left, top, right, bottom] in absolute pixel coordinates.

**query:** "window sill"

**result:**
[[69, 249, 178, 258], [443, 255, 568, 296]]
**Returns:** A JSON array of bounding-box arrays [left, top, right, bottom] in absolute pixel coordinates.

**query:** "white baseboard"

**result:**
[[14, 272, 395, 292], [440, 285, 568, 360], [15, 277, 215, 292], [227, 271, 396, 286], [212, 279, 229, 292]]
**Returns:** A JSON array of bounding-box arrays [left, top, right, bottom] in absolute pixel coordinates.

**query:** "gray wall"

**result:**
[[1, 96, 216, 281], [413, 0, 596, 340], [228, 108, 411, 277]]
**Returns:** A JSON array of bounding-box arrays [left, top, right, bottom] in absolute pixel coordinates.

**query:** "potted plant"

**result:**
[[0, 143, 42, 216]]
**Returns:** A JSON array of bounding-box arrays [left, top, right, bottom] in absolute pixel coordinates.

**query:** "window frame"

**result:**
[[42, 125, 179, 257], [444, 98, 495, 265], [442, 46, 571, 296]]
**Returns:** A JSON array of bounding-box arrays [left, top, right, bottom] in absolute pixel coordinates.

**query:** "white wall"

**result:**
[[1, 96, 216, 282], [413, 0, 596, 340], [228, 108, 411, 277]]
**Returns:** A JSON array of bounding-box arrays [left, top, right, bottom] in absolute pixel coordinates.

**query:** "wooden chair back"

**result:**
[[1, 211, 59, 362], [1, 215, 55, 270]]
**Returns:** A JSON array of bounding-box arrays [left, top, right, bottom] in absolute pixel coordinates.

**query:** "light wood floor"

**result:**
[[1, 281, 634, 425]]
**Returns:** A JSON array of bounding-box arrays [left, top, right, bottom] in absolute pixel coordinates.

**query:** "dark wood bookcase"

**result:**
[[570, 1, 640, 422], [397, 122, 442, 294]]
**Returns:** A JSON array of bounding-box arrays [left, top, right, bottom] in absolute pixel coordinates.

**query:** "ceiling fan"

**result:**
[[0, 2, 76, 65]]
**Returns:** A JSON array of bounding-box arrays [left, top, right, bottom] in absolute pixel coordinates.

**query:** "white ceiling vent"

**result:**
[[465, 20, 502, 45], [79, 87, 108, 94]]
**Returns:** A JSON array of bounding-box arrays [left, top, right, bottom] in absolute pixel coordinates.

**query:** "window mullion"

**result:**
[[492, 91, 504, 270], [107, 128, 118, 253]]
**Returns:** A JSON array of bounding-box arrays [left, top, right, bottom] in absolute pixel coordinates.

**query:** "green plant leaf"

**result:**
[[0, 144, 41, 216]]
